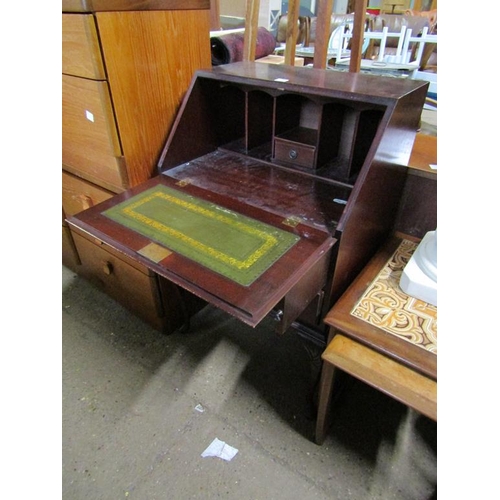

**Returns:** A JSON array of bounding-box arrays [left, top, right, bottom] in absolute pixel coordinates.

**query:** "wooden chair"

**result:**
[[344, 25, 409, 63], [401, 27, 437, 67], [243, 0, 369, 71], [327, 23, 372, 64]]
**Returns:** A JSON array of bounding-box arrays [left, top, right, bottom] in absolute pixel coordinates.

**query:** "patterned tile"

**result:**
[[351, 239, 437, 354]]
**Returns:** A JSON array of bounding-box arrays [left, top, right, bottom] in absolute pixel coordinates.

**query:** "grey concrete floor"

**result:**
[[62, 97, 438, 500], [62, 265, 437, 500]]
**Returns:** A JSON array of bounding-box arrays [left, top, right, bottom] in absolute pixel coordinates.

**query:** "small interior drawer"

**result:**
[[273, 137, 316, 169], [62, 13, 106, 80], [62, 171, 114, 217], [62, 74, 126, 192]]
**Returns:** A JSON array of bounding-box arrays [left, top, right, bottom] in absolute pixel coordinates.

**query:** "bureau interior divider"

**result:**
[[212, 82, 385, 186]]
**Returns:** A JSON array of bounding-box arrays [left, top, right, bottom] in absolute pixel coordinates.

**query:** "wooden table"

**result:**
[[315, 236, 437, 444]]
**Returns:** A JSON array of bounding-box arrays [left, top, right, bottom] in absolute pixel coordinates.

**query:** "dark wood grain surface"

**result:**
[[68, 171, 336, 327]]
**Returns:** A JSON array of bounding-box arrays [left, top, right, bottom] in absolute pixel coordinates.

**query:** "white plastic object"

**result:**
[[400, 230, 437, 306]]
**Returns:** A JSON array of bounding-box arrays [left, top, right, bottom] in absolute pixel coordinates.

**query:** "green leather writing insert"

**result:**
[[103, 185, 300, 286]]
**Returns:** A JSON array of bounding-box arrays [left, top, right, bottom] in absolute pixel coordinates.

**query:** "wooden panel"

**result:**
[[62, 74, 125, 192], [62, 0, 210, 12], [95, 10, 212, 186], [322, 334, 437, 420], [312, 0, 333, 69], [394, 170, 437, 239], [243, 0, 259, 62], [381, 0, 410, 14], [283, 0, 300, 65], [62, 14, 105, 79], [395, 133, 437, 238], [62, 171, 115, 217], [349, 0, 368, 72], [330, 82, 427, 305], [209, 0, 220, 30], [408, 133, 437, 173]]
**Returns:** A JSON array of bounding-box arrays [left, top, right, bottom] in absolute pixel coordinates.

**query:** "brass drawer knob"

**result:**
[[102, 261, 113, 275]]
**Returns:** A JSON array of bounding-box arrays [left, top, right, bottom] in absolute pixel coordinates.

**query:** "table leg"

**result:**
[[314, 361, 338, 445]]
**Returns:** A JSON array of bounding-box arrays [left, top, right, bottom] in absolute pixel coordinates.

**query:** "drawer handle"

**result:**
[[288, 149, 298, 160], [102, 261, 113, 275], [77, 194, 93, 211]]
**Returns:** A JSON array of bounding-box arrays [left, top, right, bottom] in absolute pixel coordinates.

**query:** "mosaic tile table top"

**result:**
[[350, 239, 437, 355]]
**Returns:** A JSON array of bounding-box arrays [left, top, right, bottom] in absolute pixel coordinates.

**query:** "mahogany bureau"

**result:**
[[68, 62, 429, 342]]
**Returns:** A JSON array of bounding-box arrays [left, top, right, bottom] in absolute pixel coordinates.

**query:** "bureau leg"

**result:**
[[291, 322, 326, 420], [175, 285, 193, 333]]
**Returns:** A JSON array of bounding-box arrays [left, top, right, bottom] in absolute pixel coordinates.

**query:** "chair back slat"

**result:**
[[243, 0, 260, 61], [241, 0, 368, 72]]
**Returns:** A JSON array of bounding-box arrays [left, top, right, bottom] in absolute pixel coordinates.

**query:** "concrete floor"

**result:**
[[62, 265, 437, 500], [62, 106, 438, 500]]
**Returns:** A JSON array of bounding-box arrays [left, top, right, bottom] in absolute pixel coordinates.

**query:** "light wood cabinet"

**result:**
[[62, 75, 125, 191], [62, 171, 115, 217], [62, 5, 212, 191], [62, 13, 105, 79], [62, 1, 211, 331]]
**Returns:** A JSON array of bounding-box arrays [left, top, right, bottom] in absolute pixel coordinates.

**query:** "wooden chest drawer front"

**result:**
[[72, 231, 165, 329], [62, 14, 106, 80], [95, 10, 212, 187], [274, 138, 316, 169], [62, 171, 114, 217], [62, 75, 125, 192]]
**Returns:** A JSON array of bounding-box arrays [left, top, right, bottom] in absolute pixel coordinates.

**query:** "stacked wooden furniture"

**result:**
[[62, 0, 212, 332], [67, 62, 429, 341], [315, 134, 437, 444]]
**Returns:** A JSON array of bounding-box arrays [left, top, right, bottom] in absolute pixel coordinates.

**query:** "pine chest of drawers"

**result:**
[[62, 0, 211, 331]]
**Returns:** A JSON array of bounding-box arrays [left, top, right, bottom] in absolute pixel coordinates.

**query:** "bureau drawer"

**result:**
[[62, 74, 126, 192], [62, 171, 114, 216], [273, 137, 316, 169], [62, 13, 106, 80]]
